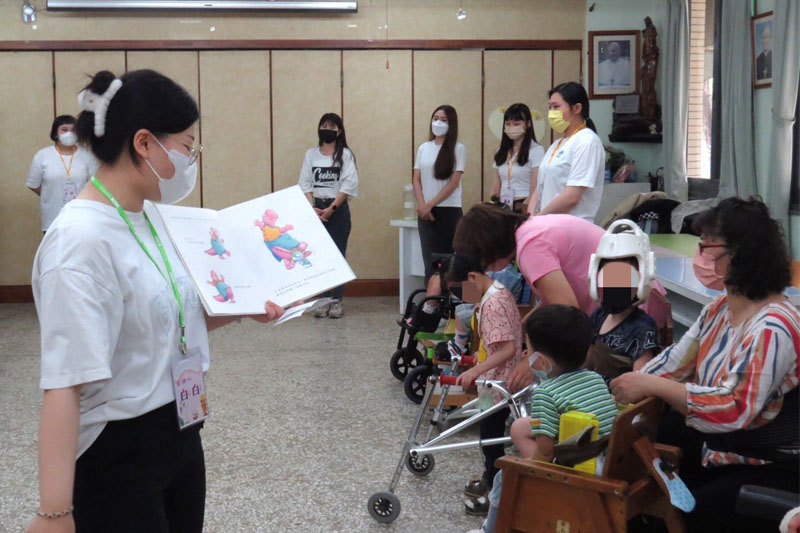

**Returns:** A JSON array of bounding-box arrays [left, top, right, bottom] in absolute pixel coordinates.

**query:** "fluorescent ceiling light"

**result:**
[[47, 1, 357, 12]]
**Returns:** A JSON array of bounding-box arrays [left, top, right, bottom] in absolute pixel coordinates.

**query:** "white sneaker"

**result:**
[[313, 302, 331, 318], [328, 299, 343, 319]]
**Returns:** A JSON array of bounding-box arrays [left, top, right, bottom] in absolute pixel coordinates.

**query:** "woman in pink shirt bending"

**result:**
[[452, 203, 604, 390]]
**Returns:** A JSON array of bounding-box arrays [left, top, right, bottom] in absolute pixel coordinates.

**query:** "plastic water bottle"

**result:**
[[403, 184, 416, 220]]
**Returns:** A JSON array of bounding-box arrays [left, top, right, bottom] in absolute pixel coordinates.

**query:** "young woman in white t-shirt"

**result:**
[[27, 115, 98, 232], [490, 103, 545, 213], [531, 82, 605, 222], [412, 104, 467, 280], [298, 112, 358, 318], [27, 69, 283, 532]]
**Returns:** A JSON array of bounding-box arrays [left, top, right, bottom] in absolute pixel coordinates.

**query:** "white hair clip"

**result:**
[[77, 78, 123, 138]]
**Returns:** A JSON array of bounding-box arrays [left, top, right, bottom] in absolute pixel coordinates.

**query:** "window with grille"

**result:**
[[687, 0, 716, 180]]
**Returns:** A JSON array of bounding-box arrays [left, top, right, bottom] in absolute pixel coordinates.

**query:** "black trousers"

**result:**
[[657, 410, 800, 533], [73, 403, 206, 533], [315, 198, 352, 300], [417, 206, 463, 281], [480, 406, 510, 488]]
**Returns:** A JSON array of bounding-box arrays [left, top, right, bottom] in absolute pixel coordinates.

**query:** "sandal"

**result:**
[[464, 496, 490, 516], [463, 478, 489, 498]]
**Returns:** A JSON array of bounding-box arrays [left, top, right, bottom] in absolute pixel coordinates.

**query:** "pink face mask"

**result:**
[[692, 249, 726, 290]]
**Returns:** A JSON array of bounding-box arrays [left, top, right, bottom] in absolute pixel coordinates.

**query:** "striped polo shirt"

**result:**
[[530, 369, 618, 439]]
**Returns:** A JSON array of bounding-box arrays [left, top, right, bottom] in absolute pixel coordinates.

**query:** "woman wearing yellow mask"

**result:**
[[529, 82, 605, 222]]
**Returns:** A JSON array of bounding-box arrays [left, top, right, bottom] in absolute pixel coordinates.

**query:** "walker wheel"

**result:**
[[390, 347, 425, 381], [368, 490, 401, 523], [405, 453, 435, 476], [403, 365, 430, 404]]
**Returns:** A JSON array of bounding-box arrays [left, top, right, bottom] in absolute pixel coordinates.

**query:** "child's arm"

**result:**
[[456, 339, 516, 388], [633, 349, 655, 372], [532, 435, 555, 463]]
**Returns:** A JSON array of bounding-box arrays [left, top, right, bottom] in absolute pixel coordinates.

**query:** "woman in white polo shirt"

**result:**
[[490, 103, 545, 212], [298, 112, 358, 319], [27, 115, 98, 232], [412, 104, 466, 280], [530, 82, 605, 222]]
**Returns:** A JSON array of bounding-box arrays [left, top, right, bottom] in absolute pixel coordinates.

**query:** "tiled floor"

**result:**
[[0, 298, 489, 532]]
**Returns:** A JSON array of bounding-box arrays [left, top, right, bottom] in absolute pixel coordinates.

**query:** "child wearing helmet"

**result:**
[[585, 220, 659, 381]]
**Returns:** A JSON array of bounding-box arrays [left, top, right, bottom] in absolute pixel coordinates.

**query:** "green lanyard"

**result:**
[[91, 176, 187, 355]]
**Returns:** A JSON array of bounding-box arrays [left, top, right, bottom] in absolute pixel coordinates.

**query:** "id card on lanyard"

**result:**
[[500, 152, 518, 208], [91, 176, 208, 430]]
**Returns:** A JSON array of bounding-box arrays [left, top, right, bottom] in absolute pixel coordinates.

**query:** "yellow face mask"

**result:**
[[548, 109, 570, 133]]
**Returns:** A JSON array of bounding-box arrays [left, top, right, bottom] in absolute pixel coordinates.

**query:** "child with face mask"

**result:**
[[584, 220, 659, 381], [467, 305, 617, 533], [448, 252, 524, 517]]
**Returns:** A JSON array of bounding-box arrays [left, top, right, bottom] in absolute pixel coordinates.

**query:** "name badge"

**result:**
[[171, 351, 209, 430], [500, 184, 515, 208], [62, 182, 78, 203]]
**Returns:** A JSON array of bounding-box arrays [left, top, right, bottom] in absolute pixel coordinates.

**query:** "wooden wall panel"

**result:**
[[342, 50, 412, 279], [482, 51, 552, 200], [126, 51, 202, 207], [413, 51, 483, 209], [271, 51, 341, 192], [0, 53, 57, 284], [199, 51, 271, 209], [54, 52, 126, 117]]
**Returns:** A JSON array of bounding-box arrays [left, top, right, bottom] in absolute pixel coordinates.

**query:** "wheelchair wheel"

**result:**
[[368, 491, 401, 524], [390, 347, 425, 381], [405, 452, 435, 476], [404, 365, 430, 404]]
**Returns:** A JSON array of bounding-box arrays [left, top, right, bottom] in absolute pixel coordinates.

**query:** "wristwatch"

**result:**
[[331, 203, 338, 211]]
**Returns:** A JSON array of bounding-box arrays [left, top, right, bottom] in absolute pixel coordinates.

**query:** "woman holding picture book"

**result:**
[[27, 69, 284, 533]]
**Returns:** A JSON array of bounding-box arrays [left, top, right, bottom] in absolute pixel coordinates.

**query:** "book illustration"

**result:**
[[254, 209, 313, 270], [208, 270, 236, 303], [204, 227, 231, 259]]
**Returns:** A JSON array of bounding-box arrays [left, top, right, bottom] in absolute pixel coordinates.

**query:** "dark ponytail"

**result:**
[[548, 82, 596, 133], [76, 69, 199, 165]]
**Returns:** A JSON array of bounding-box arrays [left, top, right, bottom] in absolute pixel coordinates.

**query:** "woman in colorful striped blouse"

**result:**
[[610, 197, 799, 533]]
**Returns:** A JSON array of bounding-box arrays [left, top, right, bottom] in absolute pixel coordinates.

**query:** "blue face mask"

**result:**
[[528, 351, 553, 382]]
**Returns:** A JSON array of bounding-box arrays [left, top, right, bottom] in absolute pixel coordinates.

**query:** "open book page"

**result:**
[[219, 186, 356, 307], [154, 186, 356, 315]]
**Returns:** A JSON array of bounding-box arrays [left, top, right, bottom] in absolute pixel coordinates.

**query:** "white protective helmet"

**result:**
[[588, 219, 656, 306]]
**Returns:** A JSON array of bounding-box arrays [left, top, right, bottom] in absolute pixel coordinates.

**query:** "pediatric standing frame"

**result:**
[[368, 351, 536, 524]]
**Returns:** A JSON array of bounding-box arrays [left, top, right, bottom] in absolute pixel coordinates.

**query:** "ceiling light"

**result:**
[[22, 1, 36, 22]]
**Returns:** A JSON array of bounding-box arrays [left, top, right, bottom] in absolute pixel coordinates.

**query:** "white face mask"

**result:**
[[431, 120, 449, 137], [145, 136, 198, 205], [58, 131, 77, 147]]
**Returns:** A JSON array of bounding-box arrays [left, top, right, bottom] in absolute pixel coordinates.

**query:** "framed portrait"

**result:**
[[588, 30, 640, 99], [751, 11, 773, 89]]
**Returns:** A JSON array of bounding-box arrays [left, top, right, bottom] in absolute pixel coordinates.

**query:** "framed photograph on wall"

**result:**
[[588, 30, 640, 99], [751, 11, 773, 89]]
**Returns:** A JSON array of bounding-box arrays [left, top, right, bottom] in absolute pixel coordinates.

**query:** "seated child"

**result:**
[[448, 252, 524, 515], [585, 220, 659, 380], [470, 305, 617, 533]]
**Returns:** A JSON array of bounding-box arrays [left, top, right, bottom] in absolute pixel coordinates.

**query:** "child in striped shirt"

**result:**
[[510, 304, 617, 462]]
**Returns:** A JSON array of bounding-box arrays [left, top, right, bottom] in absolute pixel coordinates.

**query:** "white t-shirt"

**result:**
[[538, 128, 605, 222], [32, 199, 210, 458], [414, 141, 467, 208], [298, 147, 358, 199], [492, 142, 546, 199], [26, 145, 99, 230]]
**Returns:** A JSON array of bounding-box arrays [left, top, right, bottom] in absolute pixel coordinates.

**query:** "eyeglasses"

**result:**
[[187, 145, 203, 166], [698, 242, 727, 254]]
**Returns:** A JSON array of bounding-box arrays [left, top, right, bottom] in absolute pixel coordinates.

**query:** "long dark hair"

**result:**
[[76, 70, 199, 165], [692, 196, 791, 300], [494, 103, 537, 167], [429, 105, 459, 181], [548, 82, 597, 133], [318, 112, 355, 168]]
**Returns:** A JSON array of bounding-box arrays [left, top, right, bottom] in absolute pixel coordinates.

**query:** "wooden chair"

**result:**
[[494, 397, 686, 533]]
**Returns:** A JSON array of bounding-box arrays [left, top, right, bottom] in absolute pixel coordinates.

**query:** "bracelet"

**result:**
[[37, 506, 73, 519]]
